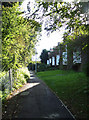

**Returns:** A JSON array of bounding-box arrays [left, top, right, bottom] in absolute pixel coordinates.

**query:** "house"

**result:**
[[47, 42, 82, 71], [47, 42, 60, 67]]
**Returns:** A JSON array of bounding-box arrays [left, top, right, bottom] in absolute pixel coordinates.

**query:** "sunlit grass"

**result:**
[[37, 70, 89, 119]]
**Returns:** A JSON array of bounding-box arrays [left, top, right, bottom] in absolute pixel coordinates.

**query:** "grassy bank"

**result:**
[[37, 70, 89, 119]]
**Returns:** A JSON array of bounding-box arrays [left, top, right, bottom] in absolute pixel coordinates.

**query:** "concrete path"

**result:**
[[12, 71, 75, 119]]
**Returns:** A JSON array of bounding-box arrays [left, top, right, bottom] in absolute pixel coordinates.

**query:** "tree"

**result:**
[[26, 1, 89, 43], [26, 2, 85, 32], [26, 1, 89, 74], [2, 2, 41, 71], [40, 49, 48, 64]]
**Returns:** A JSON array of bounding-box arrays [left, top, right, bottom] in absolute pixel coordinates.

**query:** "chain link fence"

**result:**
[[0, 69, 14, 97]]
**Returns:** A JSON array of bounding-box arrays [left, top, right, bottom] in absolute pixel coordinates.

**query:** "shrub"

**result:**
[[0, 71, 6, 78], [0, 67, 30, 101], [82, 62, 89, 77], [0, 71, 10, 101], [13, 67, 30, 89], [37, 63, 47, 72], [0, 91, 2, 99], [18, 67, 30, 80]]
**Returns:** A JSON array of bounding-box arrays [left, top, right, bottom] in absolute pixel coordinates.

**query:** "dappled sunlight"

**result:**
[[8, 82, 40, 99]]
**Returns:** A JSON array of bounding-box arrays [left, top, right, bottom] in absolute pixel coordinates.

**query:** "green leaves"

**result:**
[[2, 2, 41, 71], [28, 1, 87, 35], [40, 49, 48, 64]]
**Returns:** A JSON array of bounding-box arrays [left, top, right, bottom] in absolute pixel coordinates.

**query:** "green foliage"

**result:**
[[18, 67, 30, 80], [82, 62, 89, 77], [2, 2, 17, 7], [0, 67, 30, 101], [40, 49, 48, 64], [14, 67, 30, 89], [0, 91, 2, 99], [2, 2, 41, 71], [37, 63, 47, 72], [0, 71, 6, 78], [2, 89, 10, 101], [0, 71, 10, 101], [27, 2, 84, 32], [1, 2, 41, 101], [27, 1, 89, 49]]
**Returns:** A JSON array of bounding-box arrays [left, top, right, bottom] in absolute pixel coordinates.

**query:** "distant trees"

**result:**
[[40, 49, 48, 64]]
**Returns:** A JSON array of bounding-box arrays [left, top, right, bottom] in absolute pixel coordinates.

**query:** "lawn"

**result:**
[[37, 70, 89, 119]]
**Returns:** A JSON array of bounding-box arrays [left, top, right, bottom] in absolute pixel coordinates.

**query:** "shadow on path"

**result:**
[[3, 71, 75, 120]]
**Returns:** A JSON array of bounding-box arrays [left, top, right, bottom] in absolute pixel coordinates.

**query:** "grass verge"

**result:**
[[37, 70, 89, 119]]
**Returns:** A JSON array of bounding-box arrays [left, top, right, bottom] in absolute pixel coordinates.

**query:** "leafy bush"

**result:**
[[0, 71, 10, 101], [28, 63, 35, 71], [83, 62, 89, 77], [0, 67, 30, 101], [37, 63, 47, 72], [13, 67, 30, 89], [18, 67, 30, 80], [0, 91, 2, 99], [0, 71, 6, 79], [2, 89, 10, 101], [37, 64, 60, 72]]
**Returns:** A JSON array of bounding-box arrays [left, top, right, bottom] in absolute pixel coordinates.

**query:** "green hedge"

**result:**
[[37, 63, 47, 72]]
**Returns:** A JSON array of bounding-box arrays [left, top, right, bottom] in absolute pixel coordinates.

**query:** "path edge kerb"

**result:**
[[34, 73, 75, 120]]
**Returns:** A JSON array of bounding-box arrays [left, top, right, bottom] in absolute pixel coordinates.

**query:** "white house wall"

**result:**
[[49, 58, 51, 64], [47, 60, 50, 65], [56, 55, 60, 65], [52, 57, 55, 66]]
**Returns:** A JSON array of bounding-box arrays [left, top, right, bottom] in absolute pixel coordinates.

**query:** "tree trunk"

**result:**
[[67, 44, 73, 70]]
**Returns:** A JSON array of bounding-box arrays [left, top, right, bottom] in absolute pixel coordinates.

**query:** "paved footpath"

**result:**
[[8, 71, 75, 119]]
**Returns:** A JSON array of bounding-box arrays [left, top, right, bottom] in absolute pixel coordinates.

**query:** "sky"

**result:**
[[36, 27, 65, 57], [21, 0, 68, 61]]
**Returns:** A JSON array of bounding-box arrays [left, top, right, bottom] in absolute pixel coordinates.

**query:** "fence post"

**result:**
[[9, 69, 12, 91]]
